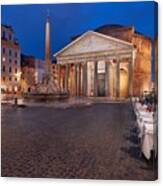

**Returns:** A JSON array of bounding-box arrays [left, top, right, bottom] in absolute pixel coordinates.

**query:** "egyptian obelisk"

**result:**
[[45, 12, 51, 74], [33, 13, 60, 94], [43, 12, 59, 93]]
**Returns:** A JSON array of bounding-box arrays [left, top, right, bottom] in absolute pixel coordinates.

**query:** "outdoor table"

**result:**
[[133, 101, 157, 159], [141, 123, 157, 159], [136, 111, 153, 138], [134, 103, 147, 115]]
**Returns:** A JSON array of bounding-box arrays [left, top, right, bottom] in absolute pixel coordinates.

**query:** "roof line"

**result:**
[[54, 30, 133, 57]]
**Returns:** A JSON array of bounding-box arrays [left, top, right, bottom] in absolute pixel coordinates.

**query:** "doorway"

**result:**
[[120, 68, 128, 98], [97, 73, 105, 96]]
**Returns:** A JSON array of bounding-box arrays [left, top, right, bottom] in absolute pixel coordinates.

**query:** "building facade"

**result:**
[[1, 24, 21, 94], [21, 54, 36, 93], [95, 25, 152, 96], [35, 59, 46, 84], [55, 25, 151, 98]]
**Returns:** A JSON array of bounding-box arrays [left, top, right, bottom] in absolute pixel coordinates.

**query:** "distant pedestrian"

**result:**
[[14, 97, 18, 106]]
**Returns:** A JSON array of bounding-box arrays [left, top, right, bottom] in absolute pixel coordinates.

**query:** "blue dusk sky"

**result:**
[[1, 1, 157, 79]]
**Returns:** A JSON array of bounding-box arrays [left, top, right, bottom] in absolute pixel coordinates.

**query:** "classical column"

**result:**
[[65, 64, 69, 92], [82, 64, 84, 96], [94, 61, 98, 97], [82, 62, 87, 96], [116, 60, 120, 98], [105, 61, 110, 97], [76, 64, 80, 96], [74, 64, 77, 96], [78, 64, 81, 96], [128, 55, 133, 97], [80, 64, 83, 96], [58, 64, 61, 91]]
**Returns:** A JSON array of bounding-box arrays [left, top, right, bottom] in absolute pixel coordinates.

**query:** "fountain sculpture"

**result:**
[[24, 14, 68, 102]]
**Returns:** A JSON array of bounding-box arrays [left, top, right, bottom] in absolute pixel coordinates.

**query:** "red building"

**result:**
[[21, 54, 36, 93]]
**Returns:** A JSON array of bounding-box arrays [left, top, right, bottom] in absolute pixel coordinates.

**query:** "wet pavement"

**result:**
[[1, 102, 157, 180]]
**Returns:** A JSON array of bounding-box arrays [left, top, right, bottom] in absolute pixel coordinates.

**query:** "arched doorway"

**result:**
[[120, 68, 129, 98]]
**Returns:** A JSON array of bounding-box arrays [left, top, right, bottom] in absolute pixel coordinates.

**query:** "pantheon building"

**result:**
[[54, 25, 151, 98]]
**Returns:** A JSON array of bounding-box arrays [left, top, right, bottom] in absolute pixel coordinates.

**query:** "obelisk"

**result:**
[[33, 13, 60, 94], [45, 12, 51, 74], [43, 12, 59, 93]]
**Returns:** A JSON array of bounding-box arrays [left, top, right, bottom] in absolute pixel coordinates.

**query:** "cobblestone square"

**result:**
[[1, 103, 157, 180]]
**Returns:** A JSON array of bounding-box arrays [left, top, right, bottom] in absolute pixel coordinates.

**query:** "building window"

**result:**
[[14, 86, 18, 92], [3, 77, 5, 82], [9, 34, 12, 40], [15, 60, 17, 65], [2, 31, 6, 38], [2, 57, 6, 62], [2, 66, 5, 72], [9, 67, 12, 73], [9, 49, 12, 56], [9, 86, 12, 92], [9, 77, 12, 81], [9, 59, 12, 63], [15, 77, 17, 82], [15, 68, 17, 73], [3, 48, 5, 54], [15, 52, 17, 57]]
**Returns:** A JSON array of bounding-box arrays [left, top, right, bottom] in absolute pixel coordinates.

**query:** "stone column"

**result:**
[[82, 64, 84, 96], [83, 62, 87, 96], [116, 60, 120, 98], [76, 63, 80, 96], [94, 61, 98, 97], [65, 64, 69, 92], [128, 55, 133, 97], [74, 64, 77, 96], [57, 64, 61, 91], [78, 64, 81, 96], [105, 61, 110, 97], [80, 65, 83, 96]]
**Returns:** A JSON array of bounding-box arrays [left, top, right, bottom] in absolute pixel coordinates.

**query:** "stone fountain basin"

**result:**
[[23, 93, 68, 102]]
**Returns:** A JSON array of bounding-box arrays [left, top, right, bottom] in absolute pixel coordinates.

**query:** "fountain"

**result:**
[[24, 13, 68, 102]]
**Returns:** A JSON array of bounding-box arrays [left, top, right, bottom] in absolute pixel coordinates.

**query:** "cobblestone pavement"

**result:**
[[1, 103, 157, 180]]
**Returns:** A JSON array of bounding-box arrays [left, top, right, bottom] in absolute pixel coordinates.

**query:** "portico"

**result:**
[[55, 31, 135, 98]]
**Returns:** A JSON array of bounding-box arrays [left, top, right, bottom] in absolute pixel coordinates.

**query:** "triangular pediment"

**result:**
[[55, 31, 133, 57]]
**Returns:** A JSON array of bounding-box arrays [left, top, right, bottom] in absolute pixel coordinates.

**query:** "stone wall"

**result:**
[[132, 34, 151, 96], [96, 25, 152, 96], [96, 25, 134, 43]]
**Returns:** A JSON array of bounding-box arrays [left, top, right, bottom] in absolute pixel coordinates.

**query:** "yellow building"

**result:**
[[1, 24, 21, 94]]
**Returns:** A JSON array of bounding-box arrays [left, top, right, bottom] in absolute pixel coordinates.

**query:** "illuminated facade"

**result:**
[[54, 25, 151, 98], [21, 54, 36, 93], [1, 24, 21, 93], [55, 31, 135, 98], [95, 25, 152, 96], [35, 59, 46, 84]]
